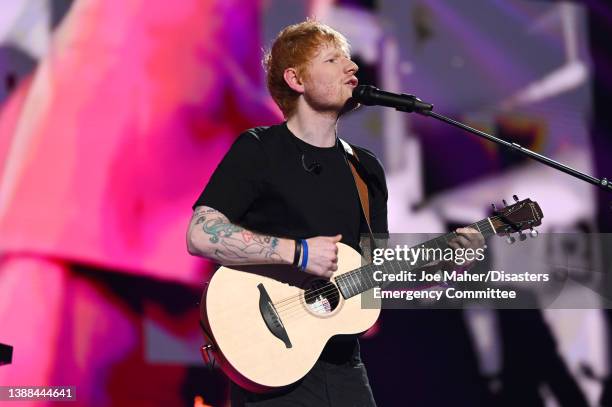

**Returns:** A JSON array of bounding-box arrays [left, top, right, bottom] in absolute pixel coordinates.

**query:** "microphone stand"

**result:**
[[400, 105, 612, 193]]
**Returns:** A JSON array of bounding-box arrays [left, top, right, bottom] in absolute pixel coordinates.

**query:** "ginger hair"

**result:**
[[263, 20, 350, 118]]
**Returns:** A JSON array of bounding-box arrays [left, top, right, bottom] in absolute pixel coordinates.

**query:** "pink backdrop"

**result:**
[[0, 0, 280, 405]]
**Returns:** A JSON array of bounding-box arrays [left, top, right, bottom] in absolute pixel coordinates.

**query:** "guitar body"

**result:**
[[199, 243, 381, 392], [198, 197, 544, 393]]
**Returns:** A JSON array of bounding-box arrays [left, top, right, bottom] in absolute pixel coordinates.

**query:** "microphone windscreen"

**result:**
[[351, 85, 376, 105]]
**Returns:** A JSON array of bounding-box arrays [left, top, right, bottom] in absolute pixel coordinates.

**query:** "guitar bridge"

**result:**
[[257, 283, 292, 348]]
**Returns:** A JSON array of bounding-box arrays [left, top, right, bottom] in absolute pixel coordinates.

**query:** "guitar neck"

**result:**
[[335, 218, 497, 299]]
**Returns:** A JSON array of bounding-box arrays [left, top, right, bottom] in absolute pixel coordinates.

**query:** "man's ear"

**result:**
[[283, 67, 305, 93]]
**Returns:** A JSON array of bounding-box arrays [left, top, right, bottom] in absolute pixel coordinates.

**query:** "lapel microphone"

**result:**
[[288, 125, 337, 175], [301, 154, 322, 174]]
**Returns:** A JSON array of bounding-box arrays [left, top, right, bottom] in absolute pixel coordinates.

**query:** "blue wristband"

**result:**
[[300, 239, 308, 272]]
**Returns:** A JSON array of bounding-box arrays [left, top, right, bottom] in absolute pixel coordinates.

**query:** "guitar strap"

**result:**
[[339, 138, 377, 254]]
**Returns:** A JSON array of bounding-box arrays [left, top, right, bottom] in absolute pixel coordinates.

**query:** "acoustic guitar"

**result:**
[[199, 197, 543, 392]]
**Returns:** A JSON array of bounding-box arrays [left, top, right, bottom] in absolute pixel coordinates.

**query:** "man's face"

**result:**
[[300, 43, 359, 114]]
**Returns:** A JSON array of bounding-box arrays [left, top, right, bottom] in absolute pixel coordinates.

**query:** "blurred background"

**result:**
[[0, 0, 611, 405]]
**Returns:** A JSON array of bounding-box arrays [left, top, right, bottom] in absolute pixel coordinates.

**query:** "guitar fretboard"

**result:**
[[335, 219, 496, 299]]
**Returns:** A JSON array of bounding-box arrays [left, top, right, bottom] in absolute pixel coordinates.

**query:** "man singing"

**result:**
[[187, 19, 482, 406]]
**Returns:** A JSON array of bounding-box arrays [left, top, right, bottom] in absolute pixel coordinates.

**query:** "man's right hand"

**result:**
[[302, 234, 342, 278]]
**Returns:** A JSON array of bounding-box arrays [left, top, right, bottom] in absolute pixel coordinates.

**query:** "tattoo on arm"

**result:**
[[193, 208, 281, 262]]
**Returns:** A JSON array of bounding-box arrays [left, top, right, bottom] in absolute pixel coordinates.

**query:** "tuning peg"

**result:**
[[518, 231, 527, 241], [491, 203, 497, 212], [513, 194, 519, 202], [502, 199, 508, 207], [506, 235, 516, 244], [530, 228, 538, 238]]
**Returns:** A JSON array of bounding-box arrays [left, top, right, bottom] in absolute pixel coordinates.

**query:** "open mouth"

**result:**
[[345, 78, 358, 87]]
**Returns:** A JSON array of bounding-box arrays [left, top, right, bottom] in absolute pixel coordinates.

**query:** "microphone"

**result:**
[[352, 85, 433, 113], [301, 155, 322, 174]]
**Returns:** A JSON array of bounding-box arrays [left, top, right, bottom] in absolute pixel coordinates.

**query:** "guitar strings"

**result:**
[[274, 241, 445, 313], [280, 260, 451, 322], [276, 262, 433, 318], [272, 216, 506, 318], [278, 272, 446, 322], [273, 216, 497, 312]]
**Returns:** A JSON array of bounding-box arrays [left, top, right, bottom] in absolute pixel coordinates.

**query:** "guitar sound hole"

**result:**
[[303, 280, 340, 315]]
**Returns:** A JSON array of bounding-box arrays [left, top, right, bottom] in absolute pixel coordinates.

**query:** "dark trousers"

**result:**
[[230, 359, 376, 407]]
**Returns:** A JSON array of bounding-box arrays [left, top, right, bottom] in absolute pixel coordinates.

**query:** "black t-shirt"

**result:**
[[193, 122, 388, 249], [193, 122, 388, 363]]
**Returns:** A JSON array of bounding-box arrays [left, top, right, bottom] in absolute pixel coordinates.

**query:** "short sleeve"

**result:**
[[192, 131, 268, 222]]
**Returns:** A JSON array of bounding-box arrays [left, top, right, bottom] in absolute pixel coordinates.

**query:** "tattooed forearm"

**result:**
[[201, 217, 243, 243], [188, 206, 287, 265], [193, 206, 216, 225]]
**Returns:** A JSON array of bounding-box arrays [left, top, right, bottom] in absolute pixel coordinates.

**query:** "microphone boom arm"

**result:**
[[419, 109, 612, 193], [351, 84, 611, 192]]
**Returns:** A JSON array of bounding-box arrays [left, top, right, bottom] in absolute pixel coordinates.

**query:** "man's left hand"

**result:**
[[447, 227, 486, 267]]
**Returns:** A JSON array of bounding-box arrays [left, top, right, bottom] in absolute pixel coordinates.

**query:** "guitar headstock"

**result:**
[[490, 196, 543, 243]]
